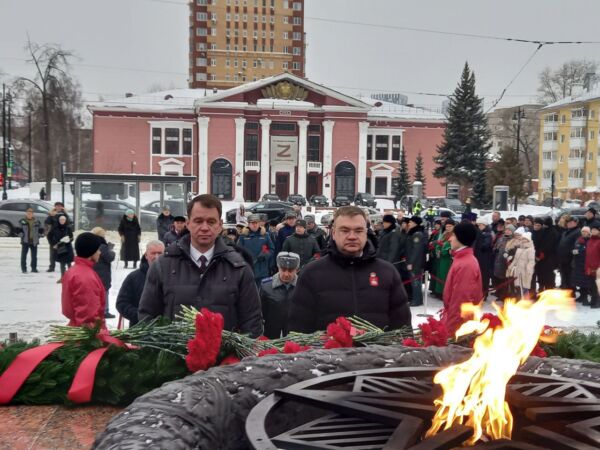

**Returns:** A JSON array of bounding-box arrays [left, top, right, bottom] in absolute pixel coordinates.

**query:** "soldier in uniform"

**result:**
[[259, 252, 300, 339]]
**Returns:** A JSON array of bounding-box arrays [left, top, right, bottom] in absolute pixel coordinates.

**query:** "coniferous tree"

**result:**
[[434, 62, 491, 206], [392, 146, 411, 203], [487, 146, 525, 201], [414, 151, 426, 195]]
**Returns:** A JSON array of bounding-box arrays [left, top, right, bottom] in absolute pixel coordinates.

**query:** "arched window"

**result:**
[[210, 158, 232, 200], [334, 161, 356, 197]]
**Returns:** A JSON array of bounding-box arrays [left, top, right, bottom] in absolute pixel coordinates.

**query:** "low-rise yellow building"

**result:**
[[539, 93, 600, 201]]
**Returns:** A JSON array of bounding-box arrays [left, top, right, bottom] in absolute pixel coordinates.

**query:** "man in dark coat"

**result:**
[[376, 214, 400, 265], [259, 251, 300, 338], [282, 219, 320, 268], [474, 217, 494, 300], [582, 208, 598, 228], [138, 195, 263, 337], [163, 216, 189, 245], [275, 212, 297, 254], [92, 227, 116, 318], [557, 215, 581, 290], [156, 206, 175, 242], [405, 216, 426, 306], [288, 206, 411, 333], [305, 214, 327, 250], [118, 210, 141, 268], [117, 240, 165, 326], [536, 217, 559, 290]]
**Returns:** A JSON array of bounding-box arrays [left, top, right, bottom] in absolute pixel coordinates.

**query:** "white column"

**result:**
[[197, 116, 210, 194], [358, 121, 369, 193], [259, 118, 272, 197], [297, 119, 309, 197], [234, 117, 246, 201], [322, 120, 335, 199]]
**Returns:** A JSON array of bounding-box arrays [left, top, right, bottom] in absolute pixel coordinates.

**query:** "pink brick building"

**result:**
[[89, 73, 446, 202]]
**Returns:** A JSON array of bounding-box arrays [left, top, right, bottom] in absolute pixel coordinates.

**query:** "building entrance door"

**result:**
[[306, 174, 319, 199], [275, 172, 289, 200], [244, 173, 259, 202]]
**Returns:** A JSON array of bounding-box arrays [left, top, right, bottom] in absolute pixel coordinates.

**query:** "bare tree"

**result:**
[[537, 59, 598, 104], [16, 40, 77, 197]]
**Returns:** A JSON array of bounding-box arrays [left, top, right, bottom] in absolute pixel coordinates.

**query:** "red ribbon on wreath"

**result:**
[[0, 343, 64, 404]]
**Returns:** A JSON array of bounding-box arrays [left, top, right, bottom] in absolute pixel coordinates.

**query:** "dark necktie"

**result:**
[[199, 255, 208, 274]]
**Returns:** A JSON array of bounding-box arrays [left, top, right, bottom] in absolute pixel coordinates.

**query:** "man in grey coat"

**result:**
[[138, 195, 263, 337]]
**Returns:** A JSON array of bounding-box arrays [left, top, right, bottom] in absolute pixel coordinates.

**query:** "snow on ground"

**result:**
[[0, 234, 598, 342]]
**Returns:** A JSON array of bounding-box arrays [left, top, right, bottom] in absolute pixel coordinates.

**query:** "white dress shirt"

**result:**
[[190, 244, 215, 268]]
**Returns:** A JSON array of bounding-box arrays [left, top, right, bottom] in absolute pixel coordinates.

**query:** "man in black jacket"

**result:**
[[156, 206, 174, 243], [405, 216, 426, 306], [116, 240, 165, 326], [557, 215, 581, 290], [138, 195, 263, 337], [288, 206, 411, 333], [259, 251, 300, 338], [282, 219, 320, 268]]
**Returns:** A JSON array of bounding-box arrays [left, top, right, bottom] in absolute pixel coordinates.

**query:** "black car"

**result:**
[[354, 192, 377, 207], [262, 193, 280, 201], [81, 200, 158, 232], [142, 199, 186, 216], [332, 195, 351, 207], [225, 201, 294, 224], [310, 195, 329, 207], [287, 194, 306, 206]]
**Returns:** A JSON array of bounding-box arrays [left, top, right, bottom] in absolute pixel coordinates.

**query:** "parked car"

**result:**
[[287, 194, 307, 206], [0, 199, 54, 237], [562, 199, 582, 209], [262, 193, 280, 201], [354, 192, 377, 208], [309, 195, 329, 207], [225, 201, 295, 224], [540, 197, 562, 208], [427, 197, 465, 213], [332, 195, 351, 207], [142, 199, 186, 217], [560, 207, 588, 222], [82, 200, 158, 232]]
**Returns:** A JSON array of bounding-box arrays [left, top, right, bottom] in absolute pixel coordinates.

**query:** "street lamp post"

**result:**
[[512, 107, 526, 211], [1, 84, 7, 200]]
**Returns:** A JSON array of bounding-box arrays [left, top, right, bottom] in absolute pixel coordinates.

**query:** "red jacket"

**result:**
[[585, 235, 600, 276], [61, 256, 106, 327], [443, 247, 482, 336]]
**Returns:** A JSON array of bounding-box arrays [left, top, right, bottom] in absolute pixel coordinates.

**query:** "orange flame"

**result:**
[[426, 289, 575, 445]]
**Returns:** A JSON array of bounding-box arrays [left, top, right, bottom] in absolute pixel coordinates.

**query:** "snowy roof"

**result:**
[[256, 98, 315, 108], [87, 88, 215, 113], [542, 88, 600, 110], [357, 96, 446, 121]]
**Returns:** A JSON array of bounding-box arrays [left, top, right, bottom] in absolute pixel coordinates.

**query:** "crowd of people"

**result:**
[[15, 196, 600, 340]]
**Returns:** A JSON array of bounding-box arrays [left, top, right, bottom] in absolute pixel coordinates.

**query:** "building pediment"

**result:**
[[195, 73, 370, 110], [158, 158, 185, 166], [370, 163, 395, 172]]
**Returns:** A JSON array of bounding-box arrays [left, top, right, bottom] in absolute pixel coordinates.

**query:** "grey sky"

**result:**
[[1, 0, 599, 109]]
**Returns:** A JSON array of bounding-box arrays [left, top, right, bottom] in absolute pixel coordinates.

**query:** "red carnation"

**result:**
[[257, 348, 279, 357], [402, 338, 422, 348], [219, 355, 241, 366], [418, 317, 449, 347], [530, 344, 547, 358], [324, 317, 354, 348], [257, 335, 270, 341], [185, 309, 224, 372], [283, 341, 311, 354], [481, 313, 502, 330]]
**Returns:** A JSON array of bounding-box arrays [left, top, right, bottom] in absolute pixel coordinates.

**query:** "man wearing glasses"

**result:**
[[288, 206, 411, 333]]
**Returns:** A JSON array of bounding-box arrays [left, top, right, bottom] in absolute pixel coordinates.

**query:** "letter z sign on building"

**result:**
[[270, 136, 298, 165]]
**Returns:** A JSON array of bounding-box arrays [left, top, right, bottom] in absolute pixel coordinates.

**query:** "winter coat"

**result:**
[[443, 247, 482, 336], [237, 227, 275, 280], [118, 215, 141, 261], [474, 226, 494, 281], [307, 226, 327, 251], [276, 224, 295, 253], [558, 227, 581, 267], [93, 239, 116, 290], [406, 226, 426, 274], [61, 256, 106, 327], [288, 241, 412, 333], [18, 217, 44, 246], [432, 233, 452, 295], [572, 236, 591, 288], [542, 225, 561, 269], [138, 235, 263, 337], [259, 273, 296, 339], [49, 223, 74, 265], [493, 236, 512, 279], [507, 238, 535, 290], [116, 256, 149, 326], [376, 225, 401, 265], [584, 235, 600, 276], [282, 233, 320, 268], [163, 228, 189, 246], [156, 214, 175, 242]]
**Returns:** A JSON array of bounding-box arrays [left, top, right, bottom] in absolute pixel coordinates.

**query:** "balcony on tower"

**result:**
[[245, 160, 260, 172], [307, 161, 322, 173]]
